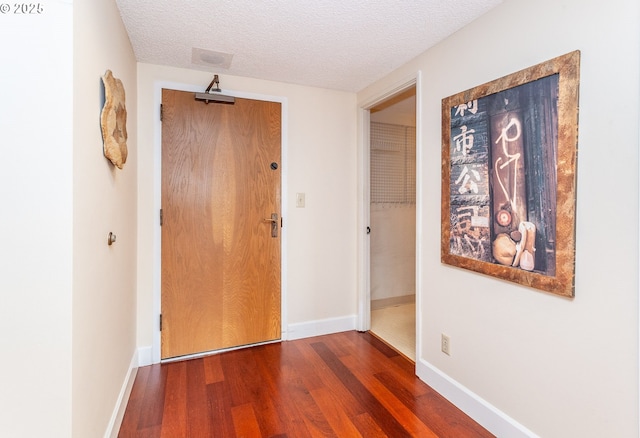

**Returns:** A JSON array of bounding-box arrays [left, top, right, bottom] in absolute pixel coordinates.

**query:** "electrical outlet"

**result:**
[[441, 333, 451, 356]]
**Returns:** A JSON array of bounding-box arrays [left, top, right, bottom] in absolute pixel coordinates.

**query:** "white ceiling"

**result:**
[[115, 0, 502, 92]]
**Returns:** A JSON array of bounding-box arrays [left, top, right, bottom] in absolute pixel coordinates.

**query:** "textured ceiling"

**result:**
[[116, 0, 502, 92]]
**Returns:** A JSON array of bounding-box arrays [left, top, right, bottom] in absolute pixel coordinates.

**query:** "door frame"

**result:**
[[151, 81, 288, 364], [356, 71, 422, 358]]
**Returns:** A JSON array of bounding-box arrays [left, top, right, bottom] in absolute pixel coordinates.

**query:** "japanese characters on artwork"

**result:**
[[441, 51, 580, 297], [448, 74, 560, 276]]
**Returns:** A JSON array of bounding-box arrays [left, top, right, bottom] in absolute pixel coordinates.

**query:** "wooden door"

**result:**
[[161, 89, 281, 359]]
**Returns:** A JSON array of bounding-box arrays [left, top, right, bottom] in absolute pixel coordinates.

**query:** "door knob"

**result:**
[[263, 213, 279, 238]]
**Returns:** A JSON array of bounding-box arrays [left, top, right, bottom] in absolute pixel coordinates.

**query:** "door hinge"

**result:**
[[159, 314, 162, 331], [160, 209, 163, 226], [160, 104, 163, 121]]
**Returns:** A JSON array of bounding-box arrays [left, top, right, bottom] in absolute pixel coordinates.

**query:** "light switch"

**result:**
[[296, 192, 306, 208]]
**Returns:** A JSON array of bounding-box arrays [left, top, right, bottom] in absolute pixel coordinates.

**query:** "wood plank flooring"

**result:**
[[118, 331, 493, 437]]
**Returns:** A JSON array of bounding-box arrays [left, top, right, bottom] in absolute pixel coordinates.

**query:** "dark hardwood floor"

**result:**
[[118, 331, 493, 437]]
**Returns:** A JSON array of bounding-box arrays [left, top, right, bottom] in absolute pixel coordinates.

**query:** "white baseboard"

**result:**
[[371, 294, 415, 310], [137, 345, 153, 367], [104, 350, 139, 438], [137, 315, 356, 366], [416, 359, 538, 438], [138, 315, 356, 366], [286, 314, 357, 340]]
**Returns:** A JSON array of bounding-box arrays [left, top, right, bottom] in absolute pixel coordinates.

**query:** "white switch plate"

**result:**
[[296, 192, 306, 208]]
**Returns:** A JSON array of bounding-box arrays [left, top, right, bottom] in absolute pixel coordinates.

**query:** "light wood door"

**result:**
[[161, 89, 281, 359]]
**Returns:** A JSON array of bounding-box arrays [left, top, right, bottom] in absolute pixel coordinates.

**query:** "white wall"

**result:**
[[72, 0, 138, 436], [1, 1, 137, 435], [370, 106, 417, 303], [136, 64, 358, 355], [370, 205, 416, 302], [358, 0, 639, 436], [0, 1, 73, 436]]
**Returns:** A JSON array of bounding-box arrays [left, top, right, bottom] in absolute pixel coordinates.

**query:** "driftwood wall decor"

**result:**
[[441, 51, 580, 297], [101, 70, 128, 169]]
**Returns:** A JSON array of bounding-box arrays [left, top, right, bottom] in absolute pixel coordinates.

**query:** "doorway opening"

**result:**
[[368, 86, 417, 361]]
